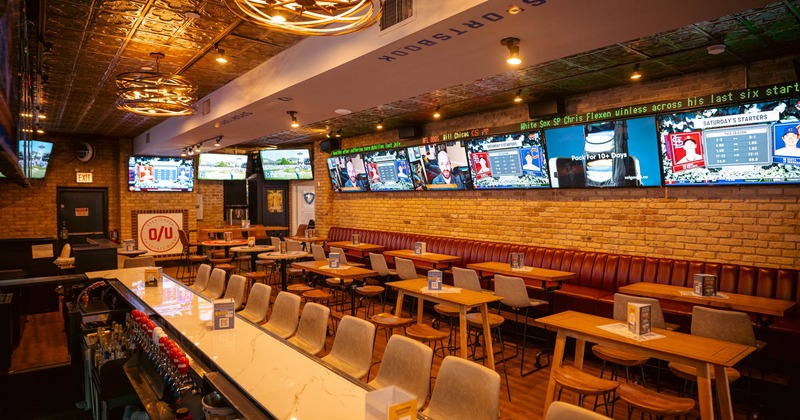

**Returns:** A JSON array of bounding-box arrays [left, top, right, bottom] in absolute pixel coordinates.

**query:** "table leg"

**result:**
[[394, 290, 405, 318], [250, 254, 257, 272], [696, 362, 715, 420], [543, 329, 567, 417], [459, 307, 468, 359], [574, 339, 585, 370], [280, 260, 288, 291], [415, 297, 424, 324], [715, 363, 734, 420], [350, 284, 357, 317], [480, 303, 495, 371]]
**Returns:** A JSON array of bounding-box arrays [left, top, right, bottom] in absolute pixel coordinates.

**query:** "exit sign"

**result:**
[[76, 172, 93, 183]]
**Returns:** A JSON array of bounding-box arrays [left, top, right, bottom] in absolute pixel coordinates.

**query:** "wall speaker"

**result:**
[[528, 97, 565, 120], [320, 138, 341, 153], [397, 125, 422, 139]]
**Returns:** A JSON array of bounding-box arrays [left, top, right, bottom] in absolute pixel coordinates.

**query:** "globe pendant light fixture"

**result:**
[[223, 0, 382, 36], [115, 52, 197, 116]]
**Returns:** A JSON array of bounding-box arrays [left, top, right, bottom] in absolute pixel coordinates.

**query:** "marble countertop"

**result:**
[[86, 268, 369, 420]]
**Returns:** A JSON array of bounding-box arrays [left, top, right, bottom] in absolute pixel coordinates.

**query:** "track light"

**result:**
[[514, 90, 523, 103], [376, 119, 384, 130], [326, 131, 332, 138], [501, 37, 521, 65], [215, 43, 227, 63], [288, 111, 299, 128], [181, 149, 187, 157], [707, 43, 726, 55], [187, 147, 194, 156], [35, 124, 44, 134], [214, 137, 221, 146], [195, 143, 201, 153], [630, 63, 642, 80], [335, 129, 342, 138], [433, 107, 441, 119]]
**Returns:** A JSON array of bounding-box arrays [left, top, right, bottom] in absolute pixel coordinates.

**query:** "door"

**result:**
[[57, 187, 108, 246], [292, 181, 315, 235]]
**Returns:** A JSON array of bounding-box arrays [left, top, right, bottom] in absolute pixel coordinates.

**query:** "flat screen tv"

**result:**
[[543, 116, 662, 188], [197, 153, 248, 180], [18, 140, 53, 179], [128, 156, 194, 192], [657, 97, 800, 186], [465, 131, 550, 189], [260, 149, 313, 181], [364, 149, 415, 191], [326, 154, 370, 192], [406, 141, 472, 190]]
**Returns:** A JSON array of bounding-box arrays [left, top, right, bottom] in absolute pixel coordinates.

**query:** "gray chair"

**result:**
[[329, 246, 364, 268], [123, 256, 155, 268], [311, 244, 327, 261], [322, 315, 376, 380], [190, 264, 212, 292], [453, 267, 493, 294], [200, 268, 227, 300], [423, 356, 500, 420], [369, 252, 397, 280], [368, 335, 433, 410], [239, 283, 272, 324], [285, 239, 303, 252], [394, 257, 419, 280], [288, 302, 330, 355], [223, 274, 246, 310], [493, 274, 548, 376], [544, 401, 613, 420], [270, 236, 281, 249], [264, 291, 301, 339]]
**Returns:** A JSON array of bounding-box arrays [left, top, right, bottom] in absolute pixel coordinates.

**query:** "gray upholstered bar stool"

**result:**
[[493, 274, 549, 376]]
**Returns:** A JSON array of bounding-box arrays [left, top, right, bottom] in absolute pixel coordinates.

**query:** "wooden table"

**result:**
[[286, 236, 329, 251], [258, 251, 309, 291], [538, 311, 754, 420], [327, 241, 386, 259], [230, 245, 274, 271], [619, 282, 797, 326], [204, 226, 289, 239], [291, 260, 378, 315], [467, 261, 577, 290], [384, 249, 462, 270], [385, 278, 504, 370], [202, 239, 248, 257]]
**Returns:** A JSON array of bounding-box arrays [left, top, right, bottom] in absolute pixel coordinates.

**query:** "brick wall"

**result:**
[[315, 56, 800, 268]]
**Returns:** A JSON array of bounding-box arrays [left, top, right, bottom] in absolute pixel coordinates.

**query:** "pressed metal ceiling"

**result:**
[[32, 0, 800, 152]]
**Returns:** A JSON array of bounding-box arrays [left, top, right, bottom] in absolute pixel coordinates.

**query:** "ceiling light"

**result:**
[[507, 5, 522, 15], [707, 43, 726, 55], [630, 63, 642, 80], [501, 37, 521, 65], [376, 119, 384, 130], [115, 52, 197, 116], [433, 107, 441, 119], [35, 125, 44, 134], [335, 129, 342, 138], [181, 149, 187, 157], [223, 0, 381, 36], [214, 137, 222, 147], [214, 43, 228, 63], [184, 10, 201, 19], [326, 131, 332, 138], [514, 90, 523, 103], [187, 147, 194, 156], [335, 108, 352, 115], [288, 111, 299, 128]]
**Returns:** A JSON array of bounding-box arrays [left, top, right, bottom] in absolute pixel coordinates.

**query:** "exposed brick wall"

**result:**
[[315, 56, 800, 269]]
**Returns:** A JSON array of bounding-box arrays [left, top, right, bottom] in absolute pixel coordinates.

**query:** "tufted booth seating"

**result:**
[[327, 227, 800, 339]]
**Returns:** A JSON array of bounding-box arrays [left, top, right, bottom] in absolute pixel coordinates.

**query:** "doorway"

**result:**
[[56, 187, 108, 246]]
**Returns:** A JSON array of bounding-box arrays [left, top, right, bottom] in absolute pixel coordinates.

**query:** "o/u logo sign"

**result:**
[[140, 216, 180, 253]]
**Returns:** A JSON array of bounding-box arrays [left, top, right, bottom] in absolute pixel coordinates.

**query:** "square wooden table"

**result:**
[[385, 278, 504, 370], [383, 249, 462, 270], [467, 261, 577, 290], [538, 311, 754, 420], [327, 241, 386, 258], [291, 260, 378, 315]]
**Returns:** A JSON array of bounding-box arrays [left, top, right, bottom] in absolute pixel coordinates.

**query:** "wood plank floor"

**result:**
[[10, 307, 70, 372]]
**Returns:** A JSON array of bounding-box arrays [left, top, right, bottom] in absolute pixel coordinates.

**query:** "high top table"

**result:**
[[291, 260, 378, 315], [257, 251, 309, 291], [326, 241, 385, 261], [383, 249, 462, 270], [538, 310, 754, 420], [467, 261, 577, 289]]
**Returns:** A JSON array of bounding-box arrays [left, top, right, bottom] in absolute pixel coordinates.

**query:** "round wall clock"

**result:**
[[75, 142, 94, 163]]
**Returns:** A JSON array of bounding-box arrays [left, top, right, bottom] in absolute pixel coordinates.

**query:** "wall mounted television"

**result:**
[[18, 140, 53, 179], [260, 149, 313, 181], [128, 156, 194, 192], [364, 149, 415, 191], [543, 116, 663, 188], [326, 154, 370, 192], [465, 131, 550, 189], [197, 153, 248, 180], [406, 141, 472, 190], [657, 97, 800, 186]]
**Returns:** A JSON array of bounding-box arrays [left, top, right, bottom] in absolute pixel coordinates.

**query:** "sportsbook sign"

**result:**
[[137, 213, 183, 255]]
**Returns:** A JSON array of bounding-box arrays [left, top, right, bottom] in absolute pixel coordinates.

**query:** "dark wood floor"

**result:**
[[6, 266, 795, 419]]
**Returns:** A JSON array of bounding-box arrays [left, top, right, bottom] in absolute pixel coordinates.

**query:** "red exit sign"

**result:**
[[76, 172, 93, 183]]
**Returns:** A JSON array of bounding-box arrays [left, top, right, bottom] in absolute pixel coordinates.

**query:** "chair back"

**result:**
[[493, 274, 532, 308], [202, 268, 227, 300], [178, 229, 190, 247], [424, 356, 500, 420], [613, 293, 666, 329], [240, 283, 272, 324], [295, 224, 308, 237], [369, 253, 391, 276], [329, 247, 350, 265], [453, 267, 482, 292], [123, 256, 155, 268], [264, 292, 301, 338], [285, 239, 302, 252], [311, 244, 327, 261], [544, 401, 612, 420], [270, 236, 281, 249], [691, 306, 756, 346], [249, 225, 268, 239], [223, 274, 246, 310], [395, 257, 418, 280], [288, 302, 331, 355], [368, 335, 433, 410], [197, 226, 214, 241], [191, 264, 212, 292], [60, 244, 72, 259], [325, 315, 376, 379]]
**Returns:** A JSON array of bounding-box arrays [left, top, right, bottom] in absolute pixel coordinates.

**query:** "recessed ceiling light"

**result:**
[[334, 108, 352, 115], [184, 10, 201, 19], [277, 97, 293, 102], [707, 44, 726, 55], [507, 5, 521, 15]]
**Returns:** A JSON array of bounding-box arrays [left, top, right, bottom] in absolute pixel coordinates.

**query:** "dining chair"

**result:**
[[329, 246, 365, 267], [123, 256, 155, 268], [295, 223, 308, 237], [544, 401, 614, 420], [201, 268, 227, 300], [177, 229, 208, 283], [190, 264, 212, 293], [493, 274, 549, 376], [223, 274, 246, 310], [285, 239, 303, 252], [368, 253, 397, 281], [311, 244, 327, 261], [394, 257, 419, 280], [263, 291, 301, 339], [239, 283, 272, 324], [270, 236, 281, 249], [287, 302, 330, 356], [321, 315, 376, 380], [452, 267, 493, 294], [423, 356, 500, 420], [367, 335, 433, 410]]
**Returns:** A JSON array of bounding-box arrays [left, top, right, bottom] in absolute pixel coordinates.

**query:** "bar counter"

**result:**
[[86, 268, 369, 420]]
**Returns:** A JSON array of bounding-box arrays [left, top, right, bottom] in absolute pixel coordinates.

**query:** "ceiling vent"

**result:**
[[380, 0, 413, 30]]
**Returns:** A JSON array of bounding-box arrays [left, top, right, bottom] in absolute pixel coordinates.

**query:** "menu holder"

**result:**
[[144, 267, 162, 287], [329, 253, 341, 269], [693, 273, 717, 296], [414, 241, 426, 255], [365, 385, 417, 420], [123, 239, 136, 252], [279, 241, 288, 254], [352, 233, 361, 246], [213, 298, 235, 330], [627, 302, 651, 335], [247, 237, 255, 247], [241, 219, 250, 228], [223, 231, 233, 243], [510, 252, 525, 269], [428, 269, 443, 291]]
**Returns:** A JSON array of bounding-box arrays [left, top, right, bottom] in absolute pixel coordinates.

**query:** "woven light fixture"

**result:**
[[115, 52, 197, 116], [223, 0, 382, 36]]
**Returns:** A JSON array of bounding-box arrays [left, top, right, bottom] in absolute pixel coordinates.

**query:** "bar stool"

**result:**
[[552, 365, 619, 416], [324, 277, 353, 312], [493, 274, 548, 376], [370, 312, 413, 343], [243, 271, 269, 302], [287, 283, 315, 296], [431, 304, 459, 354], [209, 257, 236, 275], [354, 285, 385, 318], [617, 382, 695, 420], [406, 323, 449, 358], [466, 311, 511, 401], [302, 288, 333, 306]]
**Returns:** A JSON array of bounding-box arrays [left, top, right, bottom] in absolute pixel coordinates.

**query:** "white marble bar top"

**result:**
[[86, 268, 368, 420]]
